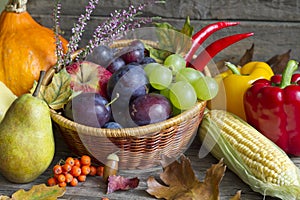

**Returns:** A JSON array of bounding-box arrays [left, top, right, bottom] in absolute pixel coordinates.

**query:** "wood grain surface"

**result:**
[[1, 128, 294, 200], [25, 0, 300, 63]]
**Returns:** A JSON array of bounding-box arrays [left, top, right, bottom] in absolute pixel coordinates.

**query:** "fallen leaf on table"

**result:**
[[146, 155, 240, 200], [107, 175, 140, 194], [0, 184, 65, 200]]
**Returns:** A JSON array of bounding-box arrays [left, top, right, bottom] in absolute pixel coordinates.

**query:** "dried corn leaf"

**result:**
[[146, 155, 239, 200], [0, 184, 65, 200]]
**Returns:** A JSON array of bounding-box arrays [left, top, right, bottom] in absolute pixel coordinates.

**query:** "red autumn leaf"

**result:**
[[146, 155, 240, 200], [107, 175, 139, 194]]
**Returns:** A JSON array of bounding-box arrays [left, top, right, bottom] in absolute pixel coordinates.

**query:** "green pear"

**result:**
[[0, 71, 54, 183]]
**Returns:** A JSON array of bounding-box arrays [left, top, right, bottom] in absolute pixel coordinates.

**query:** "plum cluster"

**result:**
[[64, 40, 173, 128]]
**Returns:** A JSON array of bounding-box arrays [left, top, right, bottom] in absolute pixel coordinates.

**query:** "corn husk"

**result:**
[[198, 109, 300, 200]]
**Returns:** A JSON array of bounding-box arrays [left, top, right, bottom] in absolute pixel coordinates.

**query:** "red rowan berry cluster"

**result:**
[[47, 155, 104, 187]]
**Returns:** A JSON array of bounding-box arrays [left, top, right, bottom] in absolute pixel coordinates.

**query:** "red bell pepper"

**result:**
[[244, 60, 300, 156]]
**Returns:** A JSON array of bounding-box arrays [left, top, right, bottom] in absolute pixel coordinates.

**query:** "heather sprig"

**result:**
[[65, 0, 99, 61], [53, 0, 162, 67], [53, 0, 64, 70], [77, 1, 157, 59]]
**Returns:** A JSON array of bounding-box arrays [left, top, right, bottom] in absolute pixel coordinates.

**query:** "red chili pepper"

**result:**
[[184, 21, 240, 63], [189, 32, 254, 71], [244, 60, 300, 156]]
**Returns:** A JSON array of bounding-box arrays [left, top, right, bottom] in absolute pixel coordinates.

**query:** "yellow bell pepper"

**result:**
[[208, 61, 274, 120]]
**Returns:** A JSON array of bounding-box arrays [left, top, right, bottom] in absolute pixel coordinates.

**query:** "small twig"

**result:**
[[33, 71, 46, 97]]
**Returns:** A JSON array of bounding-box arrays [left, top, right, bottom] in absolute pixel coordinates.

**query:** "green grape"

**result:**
[[192, 76, 219, 100], [171, 105, 182, 116], [160, 88, 170, 98], [143, 63, 162, 76], [169, 81, 197, 110], [175, 67, 204, 84], [164, 54, 186, 74], [149, 65, 173, 90]]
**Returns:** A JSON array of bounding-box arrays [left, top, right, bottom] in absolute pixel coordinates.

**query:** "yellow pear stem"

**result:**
[[33, 71, 46, 97]]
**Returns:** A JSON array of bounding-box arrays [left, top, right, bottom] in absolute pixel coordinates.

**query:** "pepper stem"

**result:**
[[279, 60, 299, 88], [5, 0, 27, 13], [225, 62, 241, 75]]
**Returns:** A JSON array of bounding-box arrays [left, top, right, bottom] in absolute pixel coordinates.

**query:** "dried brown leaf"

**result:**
[[266, 49, 291, 74], [146, 155, 231, 200], [230, 190, 241, 200], [238, 43, 254, 66]]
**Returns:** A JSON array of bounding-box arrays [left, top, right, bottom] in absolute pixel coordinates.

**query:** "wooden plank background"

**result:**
[[23, 0, 300, 65]]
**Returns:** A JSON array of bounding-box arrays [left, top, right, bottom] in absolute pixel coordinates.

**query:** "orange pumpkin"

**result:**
[[0, 0, 68, 96]]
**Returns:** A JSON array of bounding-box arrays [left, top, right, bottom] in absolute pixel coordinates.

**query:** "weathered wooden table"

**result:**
[[1, 1, 300, 199], [1, 125, 299, 200]]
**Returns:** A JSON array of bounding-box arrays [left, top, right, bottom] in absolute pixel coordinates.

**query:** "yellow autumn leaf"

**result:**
[[33, 68, 72, 110], [1, 184, 65, 200]]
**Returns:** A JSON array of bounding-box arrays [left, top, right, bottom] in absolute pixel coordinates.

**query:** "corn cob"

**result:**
[[198, 109, 300, 200]]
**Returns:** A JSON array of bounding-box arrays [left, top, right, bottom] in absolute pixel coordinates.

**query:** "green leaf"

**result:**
[[149, 16, 193, 62], [38, 68, 72, 110], [8, 184, 65, 200], [154, 22, 176, 31], [146, 44, 172, 64], [180, 16, 194, 37]]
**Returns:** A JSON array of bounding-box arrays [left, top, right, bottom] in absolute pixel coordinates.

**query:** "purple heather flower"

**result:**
[[77, 1, 155, 59], [53, 0, 161, 66], [65, 0, 99, 63], [53, 0, 64, 70]]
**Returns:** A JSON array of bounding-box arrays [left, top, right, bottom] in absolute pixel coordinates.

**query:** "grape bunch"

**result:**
[[144, 53, 218, 110], [47, 155, 104, 187]]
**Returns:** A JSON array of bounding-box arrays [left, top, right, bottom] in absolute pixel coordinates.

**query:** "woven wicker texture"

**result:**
[[45, 39, 208, 169]]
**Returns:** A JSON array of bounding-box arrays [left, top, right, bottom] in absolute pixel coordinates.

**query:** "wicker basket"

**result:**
[[44, 40, 208, 170]]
